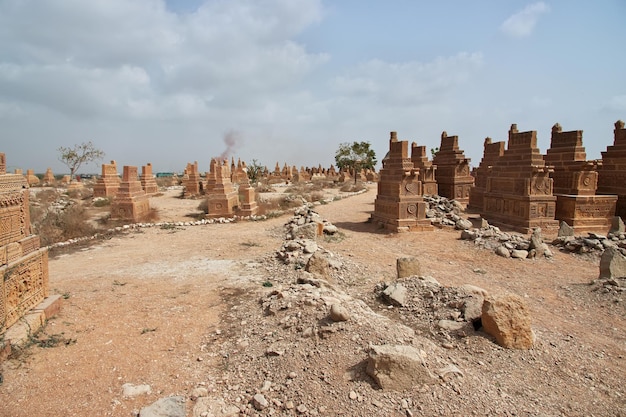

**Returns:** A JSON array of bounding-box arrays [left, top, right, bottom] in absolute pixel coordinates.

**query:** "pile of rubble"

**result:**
[[423, 195, 472, 230], [275, 205, 341, 269], [460, 225, 553, 259], [550, 220, 626, 256]]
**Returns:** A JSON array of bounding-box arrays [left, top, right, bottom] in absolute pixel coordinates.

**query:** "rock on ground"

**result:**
[[139, 396, 186, 417], [481, 293, 535, 349], [365, 344, 435, 390], [599, 246, 626, 279], [397, 256, 421, 278]]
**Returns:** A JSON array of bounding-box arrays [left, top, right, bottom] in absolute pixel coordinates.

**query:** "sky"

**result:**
[[1, 0, 625, 175]]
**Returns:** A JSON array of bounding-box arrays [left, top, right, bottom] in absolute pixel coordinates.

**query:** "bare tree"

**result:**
[[57, 141, 105, 180]]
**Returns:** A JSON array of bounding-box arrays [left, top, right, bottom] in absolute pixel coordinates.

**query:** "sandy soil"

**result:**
[[0, 186, 624, 417]]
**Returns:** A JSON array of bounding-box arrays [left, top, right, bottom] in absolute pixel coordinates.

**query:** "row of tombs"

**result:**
[[2, 119, 626, 336], [371, 120, 626, 234]]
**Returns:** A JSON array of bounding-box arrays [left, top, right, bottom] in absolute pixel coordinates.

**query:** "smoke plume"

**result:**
[[219, 129, 243, 160]]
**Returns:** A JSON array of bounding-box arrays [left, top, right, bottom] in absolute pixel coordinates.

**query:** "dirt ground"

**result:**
[[0, 186, 624, 417]]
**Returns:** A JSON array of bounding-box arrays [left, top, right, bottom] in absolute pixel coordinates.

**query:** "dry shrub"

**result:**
[[36, 204, 95, 246], [340, 182, 366, 193], [34, 189, 61, 205], [92, 197, 112, 207], [197, 199, 209, 214], [155, 177, 174, 188], [139, 207, 160, 223]]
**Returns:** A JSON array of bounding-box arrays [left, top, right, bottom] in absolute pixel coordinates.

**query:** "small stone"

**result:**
[[288, 372, 297, 379], [349, 391, 358, 400], [510, 249, 528, 259], [329, 303, 350, 322], [252, 394, 269, 411], [495, 246, 510, 258], [296, 404, 308, 414], [383, 283, 407, 306], [285, 400, 295, 409], [190, 387, 208, 400]]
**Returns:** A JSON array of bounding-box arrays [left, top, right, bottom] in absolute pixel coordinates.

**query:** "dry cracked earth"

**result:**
[[0, 186, 624, 417]]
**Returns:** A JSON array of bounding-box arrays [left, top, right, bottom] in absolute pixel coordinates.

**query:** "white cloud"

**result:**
[[604, 95, 626, 112], [331, 53, 483, 107], [0, 0, 327, 120], [500, 2, 550, 38]]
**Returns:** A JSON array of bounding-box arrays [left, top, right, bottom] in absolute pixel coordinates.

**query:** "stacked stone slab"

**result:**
[[237, 172, 258, 217], [544, 123, 617, 233], [410, 143, 438, 196], [205, 159, 217, 194], [93, 160, 120, 198], [432, 132, 474, 204], [468, 138, 505, 212], [597, 120, 626, 220], [206, 159, 239, 218], [140, 163, 158, 196], [231, 159, 249, 184], [26, 169, 40, 186], [481, 124, 559, 233], [43, 168, 55, 185], [0, 153, 49, 333], [370, 132, 432, 232], [183, 161, 202, 196], [111, 166, 150, 222]]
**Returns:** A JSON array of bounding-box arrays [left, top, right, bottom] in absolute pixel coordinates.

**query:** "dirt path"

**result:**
[[1, 186, 624, 416]]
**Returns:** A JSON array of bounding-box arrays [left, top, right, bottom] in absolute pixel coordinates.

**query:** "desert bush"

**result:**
[[155, 177, 175, 188], [340, 182, 366, 193], [197, 199, 209, 214], [139, 207, 160, 223], [92, 197, 111, 207], [35, 204, 95, 246]]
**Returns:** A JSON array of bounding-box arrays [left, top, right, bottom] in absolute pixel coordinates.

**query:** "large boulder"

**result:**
[[140, 396, 186, 417], [365, 345, 434, 390], [481, 294, 535, 349], [599, 246, 626, 279], [396, 256, 421, 278]]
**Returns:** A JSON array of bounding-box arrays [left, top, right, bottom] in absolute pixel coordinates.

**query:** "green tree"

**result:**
[[430, 147, 439, 158], [57, 141, 105, 181], [335, 141, 377, 183], [246, 159, 264, 185]]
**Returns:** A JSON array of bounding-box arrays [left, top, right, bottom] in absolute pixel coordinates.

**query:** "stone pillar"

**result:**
[[370, 132, 432, 232], [468, 138, 505, 212], [140, 163, 158, 196], [597, 120, 626, 220], [545, 123, 617, 233], [480, 124, 559, 233], [410, 143, 438, 196], [206, 159, 239, 218], [93, 160, 120, 198], [1, 152, 50, 333], [111, 166, 150, 222], [432, 132, 474, 204], [43, 168, 55, 185], [183, 161, 202, 197], [26, 169, 40, 186]]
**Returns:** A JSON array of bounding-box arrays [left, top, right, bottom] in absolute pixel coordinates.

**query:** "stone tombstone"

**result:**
[[93, 160, 121, 198], [183, 161, 202, 197], [237, 170, 258, 217], [410, 143, 438, 195], [480, 124, 559, 233], [468, 138, 505, 212], [1, 152, 50, 333], [111, 165, 150, 222], [370, 132, 432, 232], [432, 131, 474, 204], [231, 159, 249, 184], [206, 159, 239, 218], [544, 123, 617, 233], [140, 163, 158, 196], [597, 120, 626, 220], [43, 168, 55, 185], [26, 169, 40, 186]]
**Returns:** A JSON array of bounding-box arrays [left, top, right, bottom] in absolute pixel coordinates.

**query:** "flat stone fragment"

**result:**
[[366, 344, 434, 390], [599, 246, 626, 279], [139, 396, 186, 417], [482, 294, 535, 349]]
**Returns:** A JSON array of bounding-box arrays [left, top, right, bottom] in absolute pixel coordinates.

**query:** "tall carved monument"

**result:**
[[480, 124, 558, 233], [140, 163, 158, 196], [432, 132, 474, 204], [370, 132, 432, 232], [93, 160, 120, 198], [597, 120, 626, 220], [206, 159, 239, 218], [183, 161, 202, 196], [111, 166, 150, 222], [410, 143, 438, 195], [544, 123, 617, 233], [468, 138, 505, 212], [1, 153, 50, 334]]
